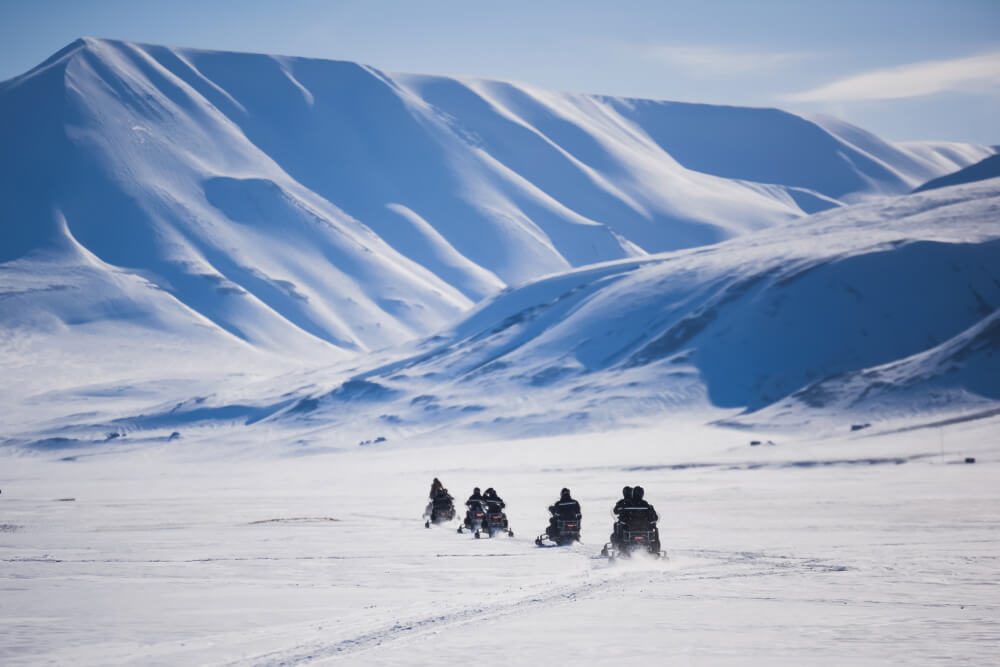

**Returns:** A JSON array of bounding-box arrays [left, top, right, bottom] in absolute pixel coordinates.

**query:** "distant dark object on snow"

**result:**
[[55, 498, 75, 502], [965, 457, 976, 464], [750, 440, 762, 446], [105, 432, 122, 441], [851, 423, 872, 432], [359, 436, 387, 446], [912, 154, 1000, 193], [749, 440, 776, 446], [168, 431, 181, 441]]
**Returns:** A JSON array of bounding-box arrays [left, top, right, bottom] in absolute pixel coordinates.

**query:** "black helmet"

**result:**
[[633, 486, 644, 501], [622, 486, 633, 500], [561, 487, 570, 498], [485, 487, 496, 497], [473, 487, 481, 495]]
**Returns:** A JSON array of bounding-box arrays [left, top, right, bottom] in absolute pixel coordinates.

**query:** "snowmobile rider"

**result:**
[[546, 488, 581, 538], [432, 486, 454, 511], [483, 487, 505, 510], [610, 486, 633, 545], [464, 487, 485, 529], [618, 486, 660, 551], [425, 478, 447, 519], [483, 487, 509, 529]]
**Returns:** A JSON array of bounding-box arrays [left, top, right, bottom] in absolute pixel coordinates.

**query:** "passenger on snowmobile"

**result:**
[[463, 487, 486, 531], [538, 488, 581, 545], [616, 486, 660, 552]]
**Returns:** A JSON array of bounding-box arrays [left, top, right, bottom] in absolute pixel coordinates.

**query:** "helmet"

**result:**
[[561, 488, 570, 498], [622, 486, 633, 500], [633, 486, 644, 501], [473, 487, 481, 495], [485, 487, 496, 497]]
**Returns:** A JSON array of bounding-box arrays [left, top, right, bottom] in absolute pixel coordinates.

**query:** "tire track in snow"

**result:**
[[220, 548, 846, 665], [222, 559, 650, 666]]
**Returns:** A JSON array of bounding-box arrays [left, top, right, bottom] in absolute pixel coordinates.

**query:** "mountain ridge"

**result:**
[[1, 37, 992, 358]]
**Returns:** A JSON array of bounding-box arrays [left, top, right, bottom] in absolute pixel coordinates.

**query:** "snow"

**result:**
[[2, 417, 998, 665], [2, 37, 999, 665], [1, 38, 992, 360], [913, 154, 1000, 193]]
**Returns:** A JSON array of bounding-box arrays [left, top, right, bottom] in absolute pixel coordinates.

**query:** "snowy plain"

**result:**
[[2, 416, 998, 665], [1, 38, 999, 665]]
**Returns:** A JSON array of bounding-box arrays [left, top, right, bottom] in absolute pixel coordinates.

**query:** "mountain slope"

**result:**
[[913, 154, 1000, 193], [262, 179, 1000, 439], [1, 37, 991, 360]]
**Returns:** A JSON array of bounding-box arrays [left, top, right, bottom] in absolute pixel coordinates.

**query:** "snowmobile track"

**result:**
[[224, 570, 633, 665]]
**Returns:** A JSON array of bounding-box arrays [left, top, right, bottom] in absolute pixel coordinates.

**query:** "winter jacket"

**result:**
[[432, 489, 454, 509], [483, 491, 505, 510], [549, 497, 581, 520], [620, 500, 658, 528]]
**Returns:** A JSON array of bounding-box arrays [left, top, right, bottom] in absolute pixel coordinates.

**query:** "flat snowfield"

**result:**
[[1, 418, 998, 665]]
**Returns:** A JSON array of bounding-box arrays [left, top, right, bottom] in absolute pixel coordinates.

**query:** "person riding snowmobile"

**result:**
[[483, 487, 505, 510], [432, 487, 454, 512], [482, 487, 508, 530], [424, 477, 447, 518], [546, 488, 581, 539], [464, 487, 486, 530], [617, 485, 660, 551], [610, 486, 633, 545]]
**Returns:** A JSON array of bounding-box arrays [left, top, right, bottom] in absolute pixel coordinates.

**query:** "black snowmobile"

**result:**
[[601, 513, 665, 560], [425, 491, 456, 528], [460, 499, 513, 538], [535, 518, 581, 547], [457, 499, 487, 535], [481, 500, 514, 538]]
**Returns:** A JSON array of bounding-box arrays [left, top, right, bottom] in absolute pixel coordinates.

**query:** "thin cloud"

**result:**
[[644, 45, 809, 75], [784, 52, 1000, 103]]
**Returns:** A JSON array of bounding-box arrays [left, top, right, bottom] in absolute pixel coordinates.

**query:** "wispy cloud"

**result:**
[[644, 45, 809, 75], [784, 52, 1000, 103]]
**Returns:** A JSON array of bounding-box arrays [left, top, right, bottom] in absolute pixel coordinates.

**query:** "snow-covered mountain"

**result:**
[[10, 177, 995, 448], [2, 38, 998, 447], [913, 153, 1000, 193], [255, 178, 1000, 439], [1, 37, 991, 360]]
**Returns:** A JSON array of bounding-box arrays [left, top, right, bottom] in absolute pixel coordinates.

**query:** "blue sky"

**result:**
[[1, 0, 998, 143]]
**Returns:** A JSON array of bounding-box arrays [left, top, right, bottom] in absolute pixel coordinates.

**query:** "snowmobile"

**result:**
[[601, 515, 665, 560], [535, 518, 581, 547], [424, 495, 456, 528], [481, 506, 514, 538], [459, 500, 513, 538], [457, 500, 487, 535], [601, 528, 664, 559]]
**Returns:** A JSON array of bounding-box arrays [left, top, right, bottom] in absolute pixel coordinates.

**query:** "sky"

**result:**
[[1, 0, 998, 144]]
